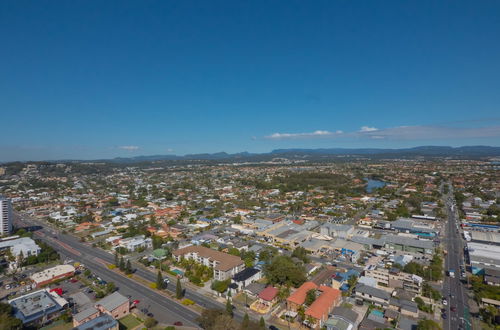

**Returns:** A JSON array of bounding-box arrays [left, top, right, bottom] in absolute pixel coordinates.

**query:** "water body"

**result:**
[[364, 178, 387, 193]]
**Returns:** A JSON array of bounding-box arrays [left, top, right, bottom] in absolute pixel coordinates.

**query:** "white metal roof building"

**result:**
[[0, 236, 41, 257], [467, 242, 500, 274], [8, 289, 67, 324], [30, 264, 75, 286]]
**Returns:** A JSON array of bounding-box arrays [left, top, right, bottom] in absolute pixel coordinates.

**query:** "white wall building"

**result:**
[[0, 236, 41, 257], [0, 195, 13, 235]]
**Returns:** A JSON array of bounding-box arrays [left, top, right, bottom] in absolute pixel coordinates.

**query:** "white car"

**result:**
[[442, 299, 448, 306]]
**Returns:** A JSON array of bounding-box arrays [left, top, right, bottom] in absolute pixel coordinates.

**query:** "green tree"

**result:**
[[225, 298, 233, 317], [263, 255, 306, 287], [277, 286, 291, 302], [480, 305, 498, 325], [119, 257, 125, 271], [106, 282, 116, 294], [306, 315, 316, 328], [258, 248, 277, 262], [144, 316, 158, 328], [297, 305, 305, 321], [227, 247, 240, 256], [152, 235, 163, 249], [416, 319, 442, 330], [126, 259, 132, 274], [305, 289, 316, 306], [347, 275, 358, 294], [259, 316, 265, 329], [196, 309, 225, 329], [291, 246, 309, 263], [241, 313, 250, 329], [211, 280, 231, 294], [0, 302, 22, 330], [156, 270, 164, 290], [176, 278, 183, 299]]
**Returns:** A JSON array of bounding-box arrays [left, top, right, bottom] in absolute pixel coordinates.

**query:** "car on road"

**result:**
[[442, 313, 447, 319], [174, 321, 183, 326], [269, 326, 279, 330], [442, 299, 448, 306], [147, 312, 154, 317], [450, 306, 457, 312], [132, 300, 140, 305]]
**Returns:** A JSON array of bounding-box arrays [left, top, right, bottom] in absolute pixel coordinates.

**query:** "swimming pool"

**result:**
[[371, 310, 384, 317]]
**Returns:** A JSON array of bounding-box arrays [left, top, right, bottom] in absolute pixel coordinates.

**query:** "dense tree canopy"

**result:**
[[0, 303, 22, 330], [264, 255, 306, 287], [291, 246, 310, 263]]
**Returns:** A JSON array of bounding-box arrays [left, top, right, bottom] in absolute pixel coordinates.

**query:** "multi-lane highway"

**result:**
[[14, 212, 250, 327], [442, 186, 471, 330], [14, 213, 201, 327]]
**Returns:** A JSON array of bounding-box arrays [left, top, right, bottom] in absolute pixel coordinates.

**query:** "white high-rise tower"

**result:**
[[0, 195, 13, 235]]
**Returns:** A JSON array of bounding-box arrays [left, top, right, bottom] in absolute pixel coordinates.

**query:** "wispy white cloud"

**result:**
[[265, 130, 343, 139], [166, 148, 174, 152], [360, 126, 378, 132], [359, 125, 500, 140], [264, 125, 500, 141], [118, 145, 140, 151]]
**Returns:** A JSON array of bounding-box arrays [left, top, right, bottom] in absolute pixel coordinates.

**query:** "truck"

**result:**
[[448, 269, 455, 278]]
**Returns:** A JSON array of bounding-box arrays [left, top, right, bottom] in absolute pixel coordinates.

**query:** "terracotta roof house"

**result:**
[[305, 286, 341, 329], [173, 245, 245, 280], [259, 286, 279, 302], [250, 286, 279, 314], [287, 282, 318, 311], [287, 282, 342, 329]]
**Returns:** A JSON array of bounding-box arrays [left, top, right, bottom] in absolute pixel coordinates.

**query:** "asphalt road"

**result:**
[[14, 213, 201, 327], [442, 187, 471, 330], [14, 213, 249, 324]]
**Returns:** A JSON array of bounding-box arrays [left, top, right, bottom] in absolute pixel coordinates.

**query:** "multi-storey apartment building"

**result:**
[[364, 265, 423, 294], [0, 195, 13, 236], [173, 245, 245, 280]]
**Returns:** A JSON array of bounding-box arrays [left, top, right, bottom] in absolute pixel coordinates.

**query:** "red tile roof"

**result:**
[[287, 282, 318, 306], [258, 286, 278, 301], [305, 286, 341, 320]]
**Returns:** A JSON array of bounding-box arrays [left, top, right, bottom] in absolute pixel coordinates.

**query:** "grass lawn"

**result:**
[[233, 292, 256, 306], [40, 320, 73, 330], [119, 314, 143, 330]]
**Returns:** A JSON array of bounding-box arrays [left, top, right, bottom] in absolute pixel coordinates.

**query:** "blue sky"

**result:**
[[1, 1, 500, 161]]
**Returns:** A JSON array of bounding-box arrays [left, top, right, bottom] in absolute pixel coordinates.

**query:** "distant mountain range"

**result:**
[[106, 146, 500, 163]]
